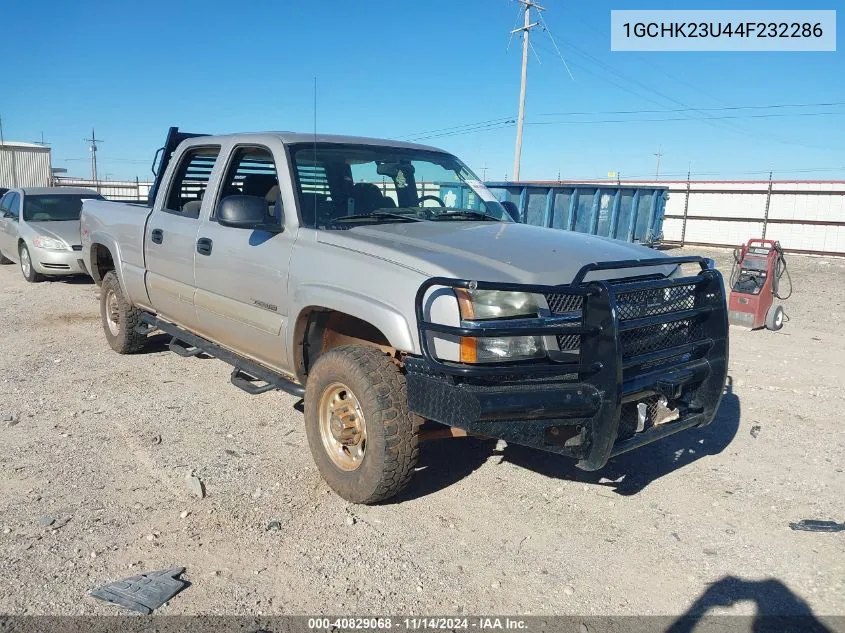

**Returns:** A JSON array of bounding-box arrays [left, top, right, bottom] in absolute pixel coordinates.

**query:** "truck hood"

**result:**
[[27, 220, 81, 247], [317, 221, 674, 285]]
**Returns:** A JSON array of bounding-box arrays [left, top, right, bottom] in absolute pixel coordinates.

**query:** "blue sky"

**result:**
[[1, 0, 842, 182]]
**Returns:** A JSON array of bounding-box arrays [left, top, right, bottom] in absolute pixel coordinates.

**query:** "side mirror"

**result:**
[[500, 200, 520, 222], [217, 195, 283, 233]]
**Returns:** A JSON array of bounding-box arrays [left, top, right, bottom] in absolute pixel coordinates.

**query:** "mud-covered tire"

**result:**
[[304, 345, 419, 504], [100, 271, 147, 354], [19, 244, 44, 282]]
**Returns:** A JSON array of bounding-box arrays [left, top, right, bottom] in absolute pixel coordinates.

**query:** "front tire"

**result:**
[[100, 271, 148, 354], [19, 244, 44, 282], [304, 345, 419, 504]]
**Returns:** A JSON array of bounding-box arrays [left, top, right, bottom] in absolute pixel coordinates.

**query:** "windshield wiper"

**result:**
[[333, 211, 423, 224], [431, 210, 502, 222]]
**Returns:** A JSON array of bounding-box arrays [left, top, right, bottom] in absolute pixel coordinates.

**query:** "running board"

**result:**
[[168, 337, 203, 357], [140, 314, 305, 398]]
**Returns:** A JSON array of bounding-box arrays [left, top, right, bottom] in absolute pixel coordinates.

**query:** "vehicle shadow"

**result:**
[[136, 333, 213, 358], [499, 378, 740, 496], [51, 274, 94, 285], [384, 436, 498, 504], [137, 333, 172, 354], [666, 575, 834, 632]]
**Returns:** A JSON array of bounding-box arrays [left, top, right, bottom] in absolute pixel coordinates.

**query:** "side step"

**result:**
[[168, 337, 203, 357], [140, 314, 305, 398]]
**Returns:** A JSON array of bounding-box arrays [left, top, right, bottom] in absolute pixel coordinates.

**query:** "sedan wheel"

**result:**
[[19, 244, 43, 283]]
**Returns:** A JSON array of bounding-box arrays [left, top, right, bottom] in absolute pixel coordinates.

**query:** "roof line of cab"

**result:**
[[181, 131, 447, 154]]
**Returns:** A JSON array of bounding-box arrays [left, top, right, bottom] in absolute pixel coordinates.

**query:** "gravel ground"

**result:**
[[0, 246, 842, 618]]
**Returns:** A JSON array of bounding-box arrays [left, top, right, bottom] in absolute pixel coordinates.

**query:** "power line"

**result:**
[[408, 109, 844, 142], [535, 101, 845, 118]]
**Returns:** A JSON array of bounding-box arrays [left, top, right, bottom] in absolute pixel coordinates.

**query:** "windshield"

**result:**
[[23, 194, 103, 222], [290, 143, 511, 228]]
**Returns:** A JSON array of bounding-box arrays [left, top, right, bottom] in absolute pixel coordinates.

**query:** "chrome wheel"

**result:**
[[105, 288, 120, 336], [318, 382, 367, 471], [20, 247, 31, 278]]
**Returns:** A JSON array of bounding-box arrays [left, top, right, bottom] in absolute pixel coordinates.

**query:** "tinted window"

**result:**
[[165, 147, 221, 217], [22, 194, 102, 222]]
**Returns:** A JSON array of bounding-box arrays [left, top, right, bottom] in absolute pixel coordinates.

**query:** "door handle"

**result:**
[[150, 228, 163, 244], [196, 237, 213, 256]]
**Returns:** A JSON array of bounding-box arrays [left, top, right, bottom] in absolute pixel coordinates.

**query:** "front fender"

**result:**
[[290, 283, 417, 356]]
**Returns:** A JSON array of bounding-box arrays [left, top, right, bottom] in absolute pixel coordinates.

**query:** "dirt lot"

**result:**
[[0, 246, 843, 618]]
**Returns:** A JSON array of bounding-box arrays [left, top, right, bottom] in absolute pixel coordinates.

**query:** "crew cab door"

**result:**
[[144, 144, 222, 329], [192, 143, 296, 373]]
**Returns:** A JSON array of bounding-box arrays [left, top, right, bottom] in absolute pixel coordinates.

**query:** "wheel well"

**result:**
[[294, 308, 395, 381], [89, 244, 115, 284]]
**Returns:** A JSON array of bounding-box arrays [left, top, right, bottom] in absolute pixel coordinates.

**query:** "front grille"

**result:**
[[616, 284, 696, 320], [545, 293, 583, 315], [72, 245, 82, 251], [620, 319, 703, 358], [545, 294, 583, 353], [546, 281, 710, 373]]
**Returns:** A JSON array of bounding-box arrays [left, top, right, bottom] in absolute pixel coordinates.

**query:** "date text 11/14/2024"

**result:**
[[307, 617, 529, 630]]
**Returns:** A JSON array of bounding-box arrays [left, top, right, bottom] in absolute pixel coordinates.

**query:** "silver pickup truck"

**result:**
[[80, 127, 728, 504]]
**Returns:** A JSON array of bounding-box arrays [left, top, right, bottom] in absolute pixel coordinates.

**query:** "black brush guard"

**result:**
[[405, 256, 728, 471]]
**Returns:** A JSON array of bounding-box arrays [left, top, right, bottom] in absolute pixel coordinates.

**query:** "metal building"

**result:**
[[0, 141, 53, 188]]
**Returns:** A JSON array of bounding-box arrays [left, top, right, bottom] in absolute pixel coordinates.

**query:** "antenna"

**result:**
[[313, 77, 318, 223], [653, 145, 663, 179], [33, 132, 49, 146], [85, 128, 104, 183]]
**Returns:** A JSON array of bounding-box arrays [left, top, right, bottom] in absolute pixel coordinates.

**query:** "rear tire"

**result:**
[[765, 304, 784, 331], [304, 345, 419, 504], [100, 271, 147, 353], [19, 244, 44, 282]]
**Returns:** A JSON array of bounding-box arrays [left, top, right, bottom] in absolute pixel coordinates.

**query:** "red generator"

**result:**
[[728, 238, 791, 331]]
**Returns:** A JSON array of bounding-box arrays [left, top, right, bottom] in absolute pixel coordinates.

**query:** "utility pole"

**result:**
[[481, 165, 488, 181], [512, 0, 542, 182], [653, 145, 663, 180], [85, 128, 103, 184]]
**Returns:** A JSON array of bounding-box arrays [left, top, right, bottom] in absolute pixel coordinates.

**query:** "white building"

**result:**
[[0, 141, 53, 188]]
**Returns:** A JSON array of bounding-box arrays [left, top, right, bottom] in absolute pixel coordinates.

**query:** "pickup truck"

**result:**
[[80, 127, 728, 504]]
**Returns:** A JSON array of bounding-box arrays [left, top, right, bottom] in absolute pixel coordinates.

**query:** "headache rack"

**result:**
[[406, 256, 729, 471]]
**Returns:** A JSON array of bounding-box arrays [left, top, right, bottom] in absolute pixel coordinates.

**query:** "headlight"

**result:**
[[33, 236, 69, 250], [454, 288, 545, 363]]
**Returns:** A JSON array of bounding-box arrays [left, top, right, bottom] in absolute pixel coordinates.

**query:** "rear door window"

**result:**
[[164, 147, 221, 218]]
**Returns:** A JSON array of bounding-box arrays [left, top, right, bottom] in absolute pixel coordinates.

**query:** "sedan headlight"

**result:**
[[33, 235, 69, 250], [454, 288, 545, 363]]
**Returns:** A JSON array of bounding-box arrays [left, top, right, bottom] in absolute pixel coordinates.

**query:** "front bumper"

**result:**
[[30, 246, 86, 275], [406, 256, 729, 471]]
